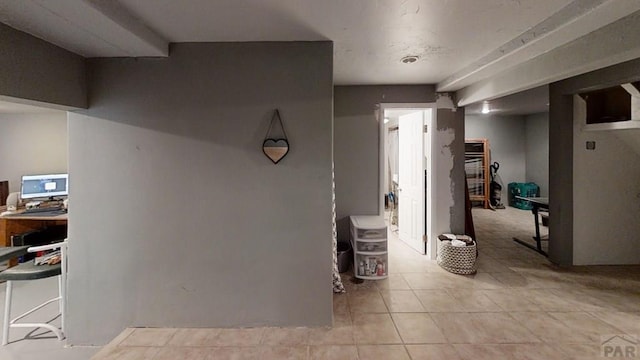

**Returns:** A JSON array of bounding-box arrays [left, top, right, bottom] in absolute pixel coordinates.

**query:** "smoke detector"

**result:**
[[401, 55, 419, 64]]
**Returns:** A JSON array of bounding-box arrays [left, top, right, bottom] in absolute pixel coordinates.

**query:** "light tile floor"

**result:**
[[89, 207, 639, 359]]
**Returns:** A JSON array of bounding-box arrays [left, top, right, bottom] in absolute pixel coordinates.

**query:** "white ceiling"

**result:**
[[0, 0, 639, 113]]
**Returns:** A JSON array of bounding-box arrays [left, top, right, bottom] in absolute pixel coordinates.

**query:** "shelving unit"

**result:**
[[350, 215, 388, 280], [464, 139, 490, 209]]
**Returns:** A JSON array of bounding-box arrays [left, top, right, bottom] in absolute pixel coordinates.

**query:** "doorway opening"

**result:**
[[380, 104, 436, 258]]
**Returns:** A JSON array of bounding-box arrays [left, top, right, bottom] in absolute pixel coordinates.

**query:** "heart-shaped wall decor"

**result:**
[[263, 109, 290, 164], [263, 138, 289, 164]]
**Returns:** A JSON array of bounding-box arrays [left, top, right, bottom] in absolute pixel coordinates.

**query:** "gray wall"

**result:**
[[572, 96, 640, 264], [436, 107, 466, 236], [0, 112, 68, 193], [550, 57, 640, 266], [525, 113, 549, 197], [67, 42, 334, 345], [333, 86, 437, 242], [333, 86, 465, 249], [0, 23, 86, 109], [334, 85, 436, 226], [333, 87, 465, 245], [465, 114, 526, 201]]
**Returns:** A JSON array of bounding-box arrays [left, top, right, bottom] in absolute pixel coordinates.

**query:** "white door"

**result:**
[[398, 111, 425, 254]]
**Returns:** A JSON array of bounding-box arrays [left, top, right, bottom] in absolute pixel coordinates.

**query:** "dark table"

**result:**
[[513, 196, 549, 256]]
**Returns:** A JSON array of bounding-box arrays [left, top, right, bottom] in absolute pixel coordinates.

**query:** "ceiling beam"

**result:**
[[83, 0, 168, 56], [2, 0, 169, 57], [437, 0, 640, 93], [456, 10, 640, 106]]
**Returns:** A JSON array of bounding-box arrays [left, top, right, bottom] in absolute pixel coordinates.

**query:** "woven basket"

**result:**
[[437, 240, 477, 275]]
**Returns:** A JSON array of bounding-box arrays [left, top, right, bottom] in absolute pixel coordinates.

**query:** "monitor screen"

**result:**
[[21, 173, 69, 200]]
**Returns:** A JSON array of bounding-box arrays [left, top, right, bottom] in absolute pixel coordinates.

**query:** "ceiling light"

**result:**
[[481, 102, 490, 114], [400, 56, 419, 64]]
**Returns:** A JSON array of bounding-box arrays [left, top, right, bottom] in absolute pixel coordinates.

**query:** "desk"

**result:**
[[0, 206, 67, 248], [512, 196, 548, 256]]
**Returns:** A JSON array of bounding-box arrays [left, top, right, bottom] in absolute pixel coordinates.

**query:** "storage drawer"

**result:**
[[351, 227, 386, 240], [355, 241, 387, 253], [354, 253, 388, 278], [350, 216, 386, 239]]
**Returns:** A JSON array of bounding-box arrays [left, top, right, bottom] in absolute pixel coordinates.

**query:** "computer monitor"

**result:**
[[20, 173, 69, 200]]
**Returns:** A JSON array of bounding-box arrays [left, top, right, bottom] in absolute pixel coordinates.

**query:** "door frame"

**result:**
[[379, 103, 437, 258]]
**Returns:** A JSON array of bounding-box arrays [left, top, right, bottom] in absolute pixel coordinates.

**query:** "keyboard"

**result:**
[[22, 207, 65, 215]]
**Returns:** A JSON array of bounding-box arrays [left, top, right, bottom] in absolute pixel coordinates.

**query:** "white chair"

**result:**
[[0, 240, 67, 345]]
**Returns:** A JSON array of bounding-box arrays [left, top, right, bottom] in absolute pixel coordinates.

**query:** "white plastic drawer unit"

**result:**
[[350, 215, 388, 280]]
